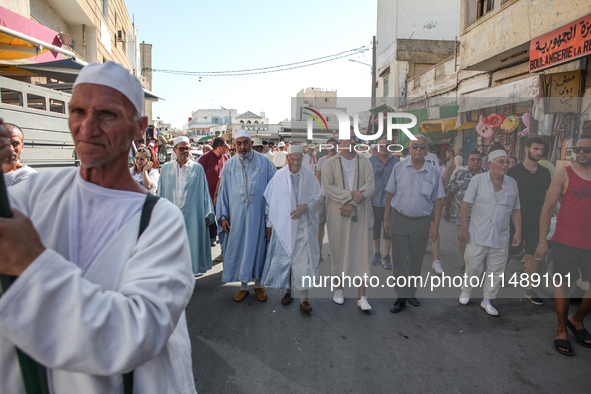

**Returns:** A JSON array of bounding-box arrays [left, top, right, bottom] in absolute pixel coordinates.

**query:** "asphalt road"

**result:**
[[187, 219, 591, 394]]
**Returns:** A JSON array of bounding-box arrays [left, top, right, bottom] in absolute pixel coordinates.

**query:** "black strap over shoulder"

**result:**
[[138, 193, 159, 239], [124, 193, 160, 393]]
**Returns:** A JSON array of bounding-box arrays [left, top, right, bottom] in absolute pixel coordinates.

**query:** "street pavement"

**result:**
[[187, 219, 591, 394]]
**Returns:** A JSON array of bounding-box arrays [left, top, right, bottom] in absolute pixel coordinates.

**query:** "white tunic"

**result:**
[[0, 168, 197, 394]]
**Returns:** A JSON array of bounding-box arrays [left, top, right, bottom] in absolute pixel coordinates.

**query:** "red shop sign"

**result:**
[[530, 13, 591, 72]]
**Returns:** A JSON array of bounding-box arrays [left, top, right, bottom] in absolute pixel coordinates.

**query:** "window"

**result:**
[[466, 0, 494, 25], [384, 76, 389, 97], [247, 120, 251, 124], [325, 98, 328, 102], [49, 99, 65, 113], [240, 120, 244, 124], [101, 0, 108, 21], [1, 88, 23, 106], [326, 116, 331, 122], [27, 94, 46, 111], [254, 121, 258, 124]]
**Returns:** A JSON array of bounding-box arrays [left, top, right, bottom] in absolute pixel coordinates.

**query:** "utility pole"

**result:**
[[371, 35, 377, 109]]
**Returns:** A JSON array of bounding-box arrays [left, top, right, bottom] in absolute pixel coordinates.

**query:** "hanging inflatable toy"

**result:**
[[500, 115, 520, 132], [476, 120, 495, 139], [517, 112, 531, 136]]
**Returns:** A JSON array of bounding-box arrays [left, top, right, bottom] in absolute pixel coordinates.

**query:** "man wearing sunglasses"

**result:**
[[536, 135, 591, 356], [384, 134, 445, 313], [459, 148, 521, 316], [159, 136, 215, 276]]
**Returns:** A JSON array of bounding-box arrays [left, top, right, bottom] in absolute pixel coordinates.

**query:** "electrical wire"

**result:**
[[147, 45, 370, 77]]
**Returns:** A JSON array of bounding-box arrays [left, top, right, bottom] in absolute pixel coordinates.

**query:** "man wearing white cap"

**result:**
[[0, 61, 197, 393], [217, 130, 276, 302], [459, 147, 521, 316], [158, 135, 215, 275], [262, 145, 322, 311], [301, 143, 317, 174], [272, 141, 288, 169]]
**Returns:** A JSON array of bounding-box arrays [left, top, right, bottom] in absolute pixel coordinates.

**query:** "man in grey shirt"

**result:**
[[2, 123, 36, 187], [384, 134, 445, 313]]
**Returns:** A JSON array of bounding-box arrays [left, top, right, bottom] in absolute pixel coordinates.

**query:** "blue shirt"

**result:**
[[385, 158, 445, 217], [369, 153, 399, 207]]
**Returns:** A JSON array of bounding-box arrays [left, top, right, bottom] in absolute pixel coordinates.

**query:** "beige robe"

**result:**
[[321, 152, 375, 278]]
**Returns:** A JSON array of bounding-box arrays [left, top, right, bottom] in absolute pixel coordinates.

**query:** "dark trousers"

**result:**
[[389, 210, 431, 300], [209, 205, 217, 240]]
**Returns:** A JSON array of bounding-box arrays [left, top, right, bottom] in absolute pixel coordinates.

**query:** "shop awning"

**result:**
[[451, 121, 478, 131], [196, 135, 213, 142], [15, 58, 83, 82], [0, 32, 49, 60], [420, 118, 458, 133]]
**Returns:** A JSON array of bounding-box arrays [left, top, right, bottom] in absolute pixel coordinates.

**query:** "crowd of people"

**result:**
[[0, 60, 590, 393]]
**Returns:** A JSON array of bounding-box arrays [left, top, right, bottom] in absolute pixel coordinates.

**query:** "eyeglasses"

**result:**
[[177, 147, 190, 152], [411, 144, 427, 150], [573, 147, 591, 154], [491, 159, 509, 165], [133, 157, 146, 162]]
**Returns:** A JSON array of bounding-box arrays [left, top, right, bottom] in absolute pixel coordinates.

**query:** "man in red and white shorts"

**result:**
[[536, 135, 591, 356]]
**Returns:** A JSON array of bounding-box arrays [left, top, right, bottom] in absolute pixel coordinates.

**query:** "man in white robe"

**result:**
[[262, 145, 322, 311], [159, 136, 215, 275], [322, 128, 375, 311], [0, 61, 197, 393], [217, 131, 276, 302]]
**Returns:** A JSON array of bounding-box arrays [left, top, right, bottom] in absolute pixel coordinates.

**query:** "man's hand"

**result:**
[[384, 218, 390, 236], [351, 190, 366, 204], [0, 120, 12, 164], [265, 227, 272, 241], [221, 219, 230, 233], [443, 208, 451, 222], [213, 196, 217, 207], [339, 203, 354, 217], [460, 228, 470, 244], [429, 226, 439, 244], [290, 204, 307, 219], [512, 232, 521, 248], [535, 241, 549, 263], [0, 209, 46, 276]]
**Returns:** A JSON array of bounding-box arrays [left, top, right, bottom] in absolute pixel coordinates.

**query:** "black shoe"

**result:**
[[390, 301, 406, 313], [407, 297, 419, 307], [525, 289, 544, 306], [210, 238, 216, 247], [214, 252, 223, 262]]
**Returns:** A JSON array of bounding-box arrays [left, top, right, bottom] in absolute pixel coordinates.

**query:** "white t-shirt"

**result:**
[[68, 172, 146, 273], [4, 165, 37, 187], [129, 167, 160, 194]]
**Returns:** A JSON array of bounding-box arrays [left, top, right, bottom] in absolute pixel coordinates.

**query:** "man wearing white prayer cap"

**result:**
[[217, 128, 276, 302], [0, 61, 198, 393], [262, 143, 322, 311], [273, 141, 288, 169], [459, 147, 521, 316], [159, 133, 214, 276], [302, 142, 317, 174]]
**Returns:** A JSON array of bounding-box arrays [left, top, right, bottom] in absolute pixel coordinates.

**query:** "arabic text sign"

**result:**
[[546, 70, 581, 113], [530, 13, 591, 72]]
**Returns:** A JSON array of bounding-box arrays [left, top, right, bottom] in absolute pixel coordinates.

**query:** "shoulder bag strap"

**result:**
[[124, 193, 160, 394]]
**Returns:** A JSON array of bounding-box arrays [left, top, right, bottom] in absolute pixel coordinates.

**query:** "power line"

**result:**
[[147, 45, 370, 77]]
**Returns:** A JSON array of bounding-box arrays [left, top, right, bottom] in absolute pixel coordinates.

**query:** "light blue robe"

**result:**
[[158, 160, 214, 274], [216, 151, 276, 283]]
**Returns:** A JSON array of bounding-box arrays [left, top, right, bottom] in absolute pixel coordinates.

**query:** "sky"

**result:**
[[125, 0, 377, 129]]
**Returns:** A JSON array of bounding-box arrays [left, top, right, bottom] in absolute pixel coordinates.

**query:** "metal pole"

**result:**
[[371, 35, 377, 109]]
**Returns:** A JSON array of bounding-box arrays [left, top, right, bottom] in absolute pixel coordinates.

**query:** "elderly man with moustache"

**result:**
[[459, 148, 521, 316], [262, 145, 322, 311], [217, 130, 276, 302], [2, 123, 36, 187], [384, 134, 445, 313], [158, 136, 215, 276], [0, 61, 197, 393]]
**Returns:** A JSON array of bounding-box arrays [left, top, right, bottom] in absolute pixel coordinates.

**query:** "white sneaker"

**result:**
[[459, 291, 470, 305], [432, 260, 443, 275], [333, 289, 344, 305], [480, 301, 499, 316], [357, 296, 372, 311]]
